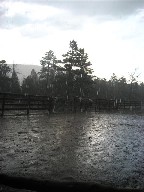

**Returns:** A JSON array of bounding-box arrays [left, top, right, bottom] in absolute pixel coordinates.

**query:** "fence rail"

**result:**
[[94, 99, 142, 111], [0, 93, 52, 116], [0, 92, 143, 116]]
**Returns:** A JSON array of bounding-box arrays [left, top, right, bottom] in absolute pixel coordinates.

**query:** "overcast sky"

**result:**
[[1, 0, 144, 82]]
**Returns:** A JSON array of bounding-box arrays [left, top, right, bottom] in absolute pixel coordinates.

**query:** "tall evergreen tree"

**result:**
[[21, 69, 39, 95], [128, 69, 140, 100], [117, 76, 127, 100], [62, 40, 93, 98], [62, 40, 78, 98], [0, 60, 11, 92], [39, 50, 58, 95], [10, 64, 21, 93]]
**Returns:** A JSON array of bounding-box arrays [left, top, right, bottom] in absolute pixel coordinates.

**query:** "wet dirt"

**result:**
[[0, 112, 144, 189]]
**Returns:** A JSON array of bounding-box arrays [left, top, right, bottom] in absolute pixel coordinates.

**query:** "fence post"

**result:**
[[1, 93, 6, 116], [47, 96, 49, 114], [124, 101, 125, 109], [27, 95, 30, 115]]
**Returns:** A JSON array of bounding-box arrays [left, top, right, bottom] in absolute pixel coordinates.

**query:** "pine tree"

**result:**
[[21, 69, 39, 95], [0, 60, 11, 92], [39, 50, 57, 95], [62, 40, 94, 98], [10, 64, 21, 93]]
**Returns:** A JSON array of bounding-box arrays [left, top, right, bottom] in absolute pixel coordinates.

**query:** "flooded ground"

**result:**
[[0, 112, 144, 190]]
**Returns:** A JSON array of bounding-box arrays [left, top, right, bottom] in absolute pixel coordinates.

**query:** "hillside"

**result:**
[[8, 64, 41, 84]]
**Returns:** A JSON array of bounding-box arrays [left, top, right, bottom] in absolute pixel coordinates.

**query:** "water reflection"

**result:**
[[0, 113, 144, 188], [79, 113, 144, 187]]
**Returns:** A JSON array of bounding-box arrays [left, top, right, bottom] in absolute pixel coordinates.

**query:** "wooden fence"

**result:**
[[0, 92, 143, 116], [117, 100, 142, 110], [94, 99, 142, 111], [0, 93, 54, 116]]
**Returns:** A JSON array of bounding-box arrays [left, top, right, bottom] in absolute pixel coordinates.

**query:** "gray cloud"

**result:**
[[1, 0, 144, 28], [1, 14, 31, 29], [0, 12, 82, 32], [1, 0, 144, 39], [8, 0, 144, 17], [0, 0, 84, 31], [0, 1, 30, 29], [20, 16, 83, 39], [0, 6, 8, 28], [46, 14, 84, 30], [50, 1, 144, 18], [0, 7, 6, 17]]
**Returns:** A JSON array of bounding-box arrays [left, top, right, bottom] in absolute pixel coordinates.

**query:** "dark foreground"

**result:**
[[0, 173, 144, 192]]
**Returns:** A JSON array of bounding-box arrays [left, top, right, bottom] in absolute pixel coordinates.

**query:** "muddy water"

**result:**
[[0, 112, 144, 189]]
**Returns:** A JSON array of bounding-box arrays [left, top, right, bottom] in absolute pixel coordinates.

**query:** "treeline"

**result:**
[[0, 40, 144, 101]]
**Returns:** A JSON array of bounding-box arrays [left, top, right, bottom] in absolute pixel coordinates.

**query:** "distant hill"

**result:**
[[8, 64, 41, 84]]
